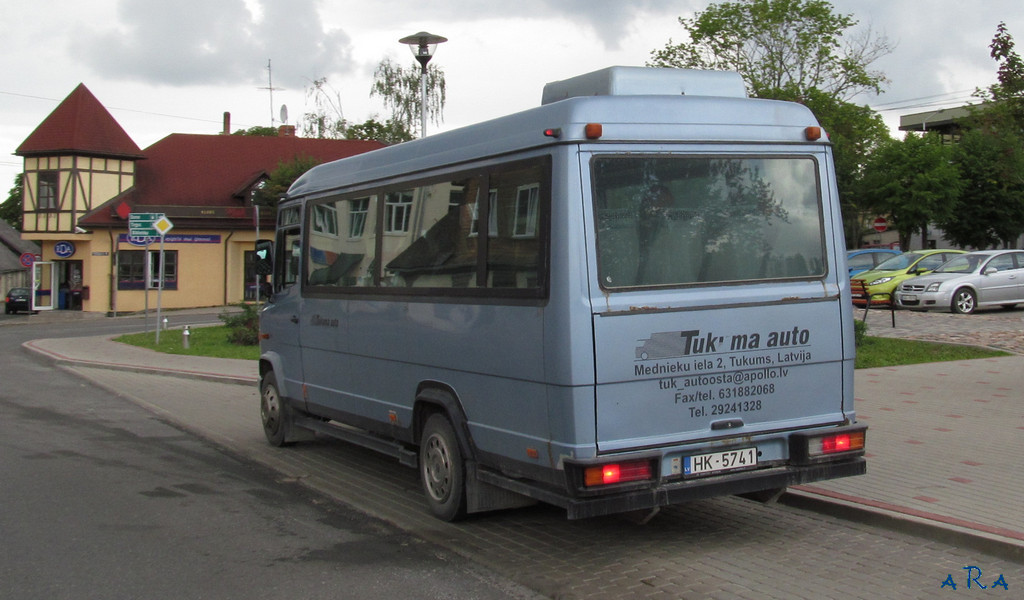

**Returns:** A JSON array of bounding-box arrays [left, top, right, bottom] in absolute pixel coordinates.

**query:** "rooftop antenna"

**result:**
[[258, 59, 284, 126]]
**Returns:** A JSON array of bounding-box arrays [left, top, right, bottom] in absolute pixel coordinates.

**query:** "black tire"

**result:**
[[260, 371, 292, 447], [952, 287, 977, 315], [419, 413, 467, 521]]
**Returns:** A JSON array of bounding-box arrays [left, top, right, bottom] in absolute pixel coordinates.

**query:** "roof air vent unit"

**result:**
[[541, 66, 746, 105]]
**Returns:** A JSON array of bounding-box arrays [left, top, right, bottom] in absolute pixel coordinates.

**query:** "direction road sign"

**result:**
[[129, 212, 174, 237]]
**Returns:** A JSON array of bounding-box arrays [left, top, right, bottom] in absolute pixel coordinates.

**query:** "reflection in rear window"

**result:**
[[592, 156, 826, 289]]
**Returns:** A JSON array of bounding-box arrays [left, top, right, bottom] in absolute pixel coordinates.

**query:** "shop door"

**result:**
[[32, 261, 56, 311]]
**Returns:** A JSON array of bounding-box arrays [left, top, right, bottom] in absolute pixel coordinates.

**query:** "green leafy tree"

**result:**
[[948, 23, 1024, 248], [649, 0, 893, 249], [648, 0, 891, 101], [941, 128, 1024, 248], [251, 155, 322, 210], [370, 57, 446, 138], [802, 90, 890, 247], [344, 118, 413, 144], [983, 22, 1024, 127], [861, 133, 962, 250], [232, 125, 279, 136], [1, 174, 23, 229], [298, 76, 416, 143], [300, 77, 348, 139]]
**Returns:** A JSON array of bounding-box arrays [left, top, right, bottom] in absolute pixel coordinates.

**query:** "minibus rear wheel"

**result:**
[[419, 413, 467, 521], [260, 371, 292, 447]]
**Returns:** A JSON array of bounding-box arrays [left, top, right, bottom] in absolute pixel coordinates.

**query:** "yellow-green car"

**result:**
[[850, 249, 965, 307]]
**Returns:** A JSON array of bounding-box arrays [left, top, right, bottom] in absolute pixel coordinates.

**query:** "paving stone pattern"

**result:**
[[70, 366, 1024, 599]]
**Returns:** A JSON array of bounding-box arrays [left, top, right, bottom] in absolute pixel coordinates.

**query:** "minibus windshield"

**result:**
[[592, 155, 826, 289]]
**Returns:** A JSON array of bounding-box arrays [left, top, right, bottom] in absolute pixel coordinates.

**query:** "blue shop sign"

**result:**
[[54, 240, 76, 258]]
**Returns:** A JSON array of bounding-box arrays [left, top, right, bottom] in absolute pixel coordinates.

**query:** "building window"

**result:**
[[117, 250, 178, 290], [470, 189, 498, 237], [312, 203, 338, 236], [38, 171, 59, 210], [513, 184, 539, 238], [348, 197, 370, 238], [384, 190, 414, 233]]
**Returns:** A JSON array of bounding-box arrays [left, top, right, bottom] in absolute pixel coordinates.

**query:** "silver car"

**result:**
[[895, 250, 1024, 314]]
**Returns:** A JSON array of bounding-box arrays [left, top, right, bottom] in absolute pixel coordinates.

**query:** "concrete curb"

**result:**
[[783, 488, 1024, 564], [22, 338, 258, 387], [20, 333, 1024, 566]]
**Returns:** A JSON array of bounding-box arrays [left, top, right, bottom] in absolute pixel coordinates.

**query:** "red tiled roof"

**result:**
[[16, 84, 143, 158], [80, 133, 385, 227]]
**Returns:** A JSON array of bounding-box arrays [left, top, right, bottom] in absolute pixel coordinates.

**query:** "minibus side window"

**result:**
[[301, 157, 549, 296], [486, 163, 546, 288], [382, 178, 484, 289], [306, 195, 378, 288], [279, 227, 301, 288]]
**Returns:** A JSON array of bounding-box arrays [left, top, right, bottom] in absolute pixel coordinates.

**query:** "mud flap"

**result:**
[[465, 461, 537, 514]]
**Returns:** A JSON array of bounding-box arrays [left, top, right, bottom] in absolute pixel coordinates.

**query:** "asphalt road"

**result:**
[[3, 310, 1022, 598], [0, 318, 540, 600]]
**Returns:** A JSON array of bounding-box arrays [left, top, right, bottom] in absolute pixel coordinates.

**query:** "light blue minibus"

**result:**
[[255, 67, 866, 521]]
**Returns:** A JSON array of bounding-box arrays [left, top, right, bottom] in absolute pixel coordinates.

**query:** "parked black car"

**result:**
[[4, 287, 32, 314]]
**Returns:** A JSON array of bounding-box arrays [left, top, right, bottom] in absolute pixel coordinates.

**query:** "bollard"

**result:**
[[182, 325, 190, 349], [162, 317, 169, 330]]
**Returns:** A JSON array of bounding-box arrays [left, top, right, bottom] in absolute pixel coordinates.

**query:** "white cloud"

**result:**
[[69, 0, 354, 88], [3, 0, 1024, 189]]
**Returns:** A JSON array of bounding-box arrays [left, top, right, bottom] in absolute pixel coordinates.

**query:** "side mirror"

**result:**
[[255, 240, 274, 276], [983, 266, 999, 275]]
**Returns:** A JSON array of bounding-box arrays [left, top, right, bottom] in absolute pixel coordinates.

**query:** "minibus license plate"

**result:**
[[684, 448, 757, 476]]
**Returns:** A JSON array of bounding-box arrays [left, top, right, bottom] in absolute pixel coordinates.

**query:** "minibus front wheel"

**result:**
[[260, 371, 293, 447], [420, 413, 467, 521]]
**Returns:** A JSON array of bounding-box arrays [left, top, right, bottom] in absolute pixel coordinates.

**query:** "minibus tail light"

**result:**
[[810, 430, 865, 457], [789, 425, 867, 464], [585, 123, 603, 139], [584, 460, 653, 487]]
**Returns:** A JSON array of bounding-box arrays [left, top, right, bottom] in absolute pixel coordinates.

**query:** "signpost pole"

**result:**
[[156, 235, 165, 344], [144, 242, 150, 333], [128, 212, 173, 342], [254, 204, 260, 309]]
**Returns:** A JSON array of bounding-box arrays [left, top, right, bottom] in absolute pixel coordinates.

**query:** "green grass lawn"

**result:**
[[115, 325, 260, 360], [855, 336, 1007, 369], [115, 326, 1008, 369]]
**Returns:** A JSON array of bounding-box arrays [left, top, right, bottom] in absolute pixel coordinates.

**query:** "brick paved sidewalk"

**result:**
[[858, 305, 1024, 354], [21, 309, 1024, 560], [799, 355, 1024, 552]]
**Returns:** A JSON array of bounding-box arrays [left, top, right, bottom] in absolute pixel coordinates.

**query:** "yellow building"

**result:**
[[16, 84, 383, 314]]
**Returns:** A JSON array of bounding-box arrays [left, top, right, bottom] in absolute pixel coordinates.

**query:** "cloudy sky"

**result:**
[[2, 1, 1022, 190]]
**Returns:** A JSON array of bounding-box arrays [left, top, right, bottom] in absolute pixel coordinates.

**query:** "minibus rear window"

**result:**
[[592, 155, 826, 289]]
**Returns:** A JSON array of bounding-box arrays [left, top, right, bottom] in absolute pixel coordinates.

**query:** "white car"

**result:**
[[895, 250, 1024, 314]]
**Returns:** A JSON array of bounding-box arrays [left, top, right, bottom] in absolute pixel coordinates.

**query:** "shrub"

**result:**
[[853, 319, 868, 347], [219, 303, 260, 346]]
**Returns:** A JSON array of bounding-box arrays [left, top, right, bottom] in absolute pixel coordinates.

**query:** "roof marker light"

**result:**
[[585, 123, 603, 139], [805, 126, 822, 141], [543, 128, 562, 138]]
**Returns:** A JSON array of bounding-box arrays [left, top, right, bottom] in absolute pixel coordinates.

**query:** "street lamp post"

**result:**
[[398, 31, 447, 137]]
